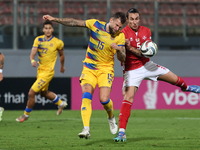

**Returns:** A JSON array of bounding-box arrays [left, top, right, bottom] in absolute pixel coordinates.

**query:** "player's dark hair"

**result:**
[[43, 20, 53, 27], [112, 12, 126, 24], [126, 8, 140, 18]]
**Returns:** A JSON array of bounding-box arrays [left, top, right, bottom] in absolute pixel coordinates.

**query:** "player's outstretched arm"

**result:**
[[43, 15, 85, 27], [0, 52, 5, 82], [58, 48, 65, 73], [111, 43, 126, 62], [125, 39, 143, 57], [30, 47, 38, 67]]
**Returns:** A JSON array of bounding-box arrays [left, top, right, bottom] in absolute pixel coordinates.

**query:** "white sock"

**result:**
[[119, 128, 125, 133], [84, 126, 90, 130], [59, 101, 64, 107]]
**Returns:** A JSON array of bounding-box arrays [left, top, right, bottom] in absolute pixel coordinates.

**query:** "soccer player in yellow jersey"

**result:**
[[43, 12, 126, 139], [16, 21, 67, 122]]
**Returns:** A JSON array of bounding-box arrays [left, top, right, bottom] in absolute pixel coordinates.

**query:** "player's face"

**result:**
[[43, 24, 54, 37], [109, 18, 123, 36], [127, 13, 140, 31]]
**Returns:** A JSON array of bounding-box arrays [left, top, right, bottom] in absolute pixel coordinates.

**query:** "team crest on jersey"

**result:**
[[130, 37, 133, 41], [143, 36, 147, 40], [50, 43, 53, 47], [80, 73, 85, 79], [135, 38, 140, 42]]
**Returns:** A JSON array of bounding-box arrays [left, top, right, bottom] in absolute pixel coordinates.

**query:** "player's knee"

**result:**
[[99, 95, 109, 103], [28, 90, 35, 98]]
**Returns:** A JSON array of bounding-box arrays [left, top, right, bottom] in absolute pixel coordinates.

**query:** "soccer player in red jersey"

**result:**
[[113, 8, 200, 142]]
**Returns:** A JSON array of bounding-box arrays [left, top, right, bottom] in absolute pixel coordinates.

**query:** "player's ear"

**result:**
[[109, 18, 114, 23]]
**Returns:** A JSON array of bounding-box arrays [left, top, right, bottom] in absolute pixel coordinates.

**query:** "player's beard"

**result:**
[[109, 25, 116, 37]]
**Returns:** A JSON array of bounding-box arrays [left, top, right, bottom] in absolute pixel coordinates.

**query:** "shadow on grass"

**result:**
[[84, 137, 164, 146]]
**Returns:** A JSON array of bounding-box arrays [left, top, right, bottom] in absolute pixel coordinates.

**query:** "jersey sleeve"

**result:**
[[57, 40, 64, 50], [117, 32, 125, 46], [32, 37, 39, 48], [85, 19, 98, 30]]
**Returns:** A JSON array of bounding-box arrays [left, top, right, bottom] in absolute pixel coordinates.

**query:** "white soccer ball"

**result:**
[[140, 40, 158, 58]]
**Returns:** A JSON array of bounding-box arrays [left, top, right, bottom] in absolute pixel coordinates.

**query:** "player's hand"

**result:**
[[0, 73, 3, 82], [125, 39, 131, 50], [111, 43, 119, 50], [43, 15, 55, 21], [31, 61, 37, 67], [60, 67, 65, 73]]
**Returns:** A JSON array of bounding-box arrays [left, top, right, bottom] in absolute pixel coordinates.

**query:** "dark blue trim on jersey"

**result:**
[[118, 44, 125, 46], [82, 92, 93, 100], [44, 36, 54, 41], [84, 62, 97, 70], [38, 38, 44, 42], [91, 30, 100, 41], [94, 21, 105, 31], [104, 23, 109, 33], [88, 41, 98, 51], [87, 52, 97, 61]]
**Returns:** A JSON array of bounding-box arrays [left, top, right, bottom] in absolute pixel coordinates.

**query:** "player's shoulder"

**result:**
[[139, 26, 151, 32], [86, 19, 106, 26], [34, 35, 44, 41], [52, 36, 62, 42], [52, 36, 64, 45]]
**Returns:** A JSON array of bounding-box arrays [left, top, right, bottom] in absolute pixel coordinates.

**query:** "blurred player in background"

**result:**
[[43, 12, 126, 139], [113, 8, 200, 142], [0, 52, 5, 121], [16, 21, 67, 122]]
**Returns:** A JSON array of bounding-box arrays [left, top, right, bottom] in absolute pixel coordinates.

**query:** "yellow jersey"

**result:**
[[32, 35, 64, 71], [83, 19, 125, 71]]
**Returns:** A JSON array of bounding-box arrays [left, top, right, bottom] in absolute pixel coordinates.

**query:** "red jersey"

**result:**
[[122, 25, 151, 71]]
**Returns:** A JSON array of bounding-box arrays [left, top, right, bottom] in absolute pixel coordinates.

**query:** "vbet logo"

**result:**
[[1, 92, 68, 106], [143, 80, 200, 109]]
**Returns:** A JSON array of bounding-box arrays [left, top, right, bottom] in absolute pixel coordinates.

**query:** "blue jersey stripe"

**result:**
[[84, 62, 97, 70]]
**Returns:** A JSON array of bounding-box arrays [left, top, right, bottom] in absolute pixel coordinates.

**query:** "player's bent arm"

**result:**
[[54, 18, 86, 27], [43, 15, 86, 27], [116, 46, 126, 62], [58, 48, 65, 73], [128, 46, 144, 57], [30, 47, 37, 62], [30, 47, 38, 67], [58, 48, 65, 67]]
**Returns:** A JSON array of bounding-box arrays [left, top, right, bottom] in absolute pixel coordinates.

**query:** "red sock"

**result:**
[[174, 76, 187, 89], [119, 100, 132, 130]]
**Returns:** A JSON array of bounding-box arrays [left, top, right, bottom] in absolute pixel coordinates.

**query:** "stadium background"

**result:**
[[0, 0, 200, 110]]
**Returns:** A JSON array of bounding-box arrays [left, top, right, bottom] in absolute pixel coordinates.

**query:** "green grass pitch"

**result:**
[[0, 109, 200, 150]]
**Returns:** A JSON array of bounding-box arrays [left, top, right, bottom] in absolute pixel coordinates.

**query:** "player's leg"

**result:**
[[16, 88, 37, 122], [114, 69, 144, 142], [16, 72, 51, 122], [158, 71, 200, 93], [98, 71, 118, 135], [78, 68, 96, 139], [40, 90, 67, 115], [113, 86, 136, 142]]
